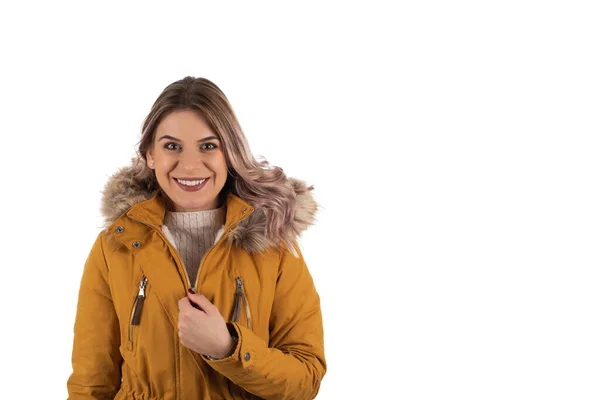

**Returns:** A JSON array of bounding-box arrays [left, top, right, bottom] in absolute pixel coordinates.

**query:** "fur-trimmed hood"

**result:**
[[99, 156, 318, 254]]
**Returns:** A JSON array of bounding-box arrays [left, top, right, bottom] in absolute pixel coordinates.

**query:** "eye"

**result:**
[[201, 143, 218, 150], [164, 142, 181, 151]]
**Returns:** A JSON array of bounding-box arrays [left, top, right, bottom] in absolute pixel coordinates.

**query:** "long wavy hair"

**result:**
[[131, 76, 308, 252]]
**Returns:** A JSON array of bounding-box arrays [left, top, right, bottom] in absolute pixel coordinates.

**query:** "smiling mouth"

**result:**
[[173, 177, 209, 191]]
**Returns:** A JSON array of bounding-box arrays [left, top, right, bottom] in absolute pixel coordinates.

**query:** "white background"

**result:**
[[0, 1, 598, 399]]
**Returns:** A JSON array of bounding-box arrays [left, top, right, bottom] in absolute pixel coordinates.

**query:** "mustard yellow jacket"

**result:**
[[67, 162, 326, 399]]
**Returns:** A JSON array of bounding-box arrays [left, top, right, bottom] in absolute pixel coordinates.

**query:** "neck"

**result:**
[[161, 189, 228, 212]]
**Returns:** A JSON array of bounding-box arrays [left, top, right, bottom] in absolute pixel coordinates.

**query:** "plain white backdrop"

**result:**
[[0, 1, 599, 399]]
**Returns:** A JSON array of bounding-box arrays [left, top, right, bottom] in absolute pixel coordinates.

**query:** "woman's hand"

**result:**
[[177, 291, 234, 359]]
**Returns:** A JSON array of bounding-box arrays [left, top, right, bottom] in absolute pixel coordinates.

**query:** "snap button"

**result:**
[[242, 208, 247, 213], [244, 352, 251, 361], [115, 226, 124, 233], [132, 241, 141, 248]]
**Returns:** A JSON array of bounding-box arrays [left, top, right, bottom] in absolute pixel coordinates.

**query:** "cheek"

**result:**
[[208, 153, 228, 175], [218, 163, 229, 179], [156, 157, 176, 170]]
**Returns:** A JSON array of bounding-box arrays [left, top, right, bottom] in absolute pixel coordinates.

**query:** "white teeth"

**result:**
[[176, 178, 206, 186]]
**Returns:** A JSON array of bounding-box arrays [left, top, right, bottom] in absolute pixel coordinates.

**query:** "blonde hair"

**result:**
[[132, 76, 310, 253]]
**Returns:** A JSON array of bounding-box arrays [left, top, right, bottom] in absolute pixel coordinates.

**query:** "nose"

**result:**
[[178, 148, 208, 173], [180, 147, 204, 166]]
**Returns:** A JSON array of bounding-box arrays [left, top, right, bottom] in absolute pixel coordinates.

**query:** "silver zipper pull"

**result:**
[[233, 277, 252, 330], [131, 276, 148, 327], [231, 277, 244, 322], [139, 276, 147, 297]]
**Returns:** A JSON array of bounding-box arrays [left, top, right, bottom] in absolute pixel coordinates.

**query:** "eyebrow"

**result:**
[[158, 134, 219, 143]]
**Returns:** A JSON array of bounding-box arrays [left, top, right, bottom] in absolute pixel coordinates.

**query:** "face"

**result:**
[[146, 109, 229, 212]]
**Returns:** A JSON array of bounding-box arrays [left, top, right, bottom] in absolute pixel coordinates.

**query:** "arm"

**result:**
[[67, 233, 122, 399], [203, 244, 327, 400]]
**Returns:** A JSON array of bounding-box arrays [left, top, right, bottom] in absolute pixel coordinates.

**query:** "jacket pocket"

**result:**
[[127, 275, 148, 352], [230, 276, 252, 331]]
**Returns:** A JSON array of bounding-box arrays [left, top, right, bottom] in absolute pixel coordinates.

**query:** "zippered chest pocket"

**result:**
[[230, 276, 252, 331], [127, 275, 147, 352]]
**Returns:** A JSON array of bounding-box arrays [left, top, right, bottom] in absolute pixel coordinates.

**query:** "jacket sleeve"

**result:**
[[203, 244, 327, 400], [67, 232, 122, 399]]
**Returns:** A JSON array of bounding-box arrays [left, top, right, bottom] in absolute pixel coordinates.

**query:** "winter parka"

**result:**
[[66, 161, 327, 400]]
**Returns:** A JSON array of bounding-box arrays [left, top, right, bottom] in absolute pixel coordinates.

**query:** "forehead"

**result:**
[[156, 110, 214, 138]]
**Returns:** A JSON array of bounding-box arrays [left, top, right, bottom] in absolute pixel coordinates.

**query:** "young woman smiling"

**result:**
[[66, 77, 326, 399]]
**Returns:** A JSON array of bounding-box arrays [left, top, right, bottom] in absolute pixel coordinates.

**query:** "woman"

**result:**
[[66, 77, 326, 399]]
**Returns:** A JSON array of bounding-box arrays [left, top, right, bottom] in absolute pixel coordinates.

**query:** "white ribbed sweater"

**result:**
[[160, 205, 226, 287]]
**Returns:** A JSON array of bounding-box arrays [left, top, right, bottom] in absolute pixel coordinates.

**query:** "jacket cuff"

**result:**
[[202, 322, 262, 380]]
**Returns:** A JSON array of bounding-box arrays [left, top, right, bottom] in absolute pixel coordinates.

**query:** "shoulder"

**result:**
[[275, 241, 310, 277]]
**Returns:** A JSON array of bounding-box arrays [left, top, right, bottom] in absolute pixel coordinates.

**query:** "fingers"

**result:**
[[177, 296, 192, 311], [178, 292, 215, 316], [187, 292, 215, 314], [178, 295, 202, 311]]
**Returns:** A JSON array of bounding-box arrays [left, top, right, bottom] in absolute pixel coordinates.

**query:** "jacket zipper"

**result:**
[[231, 277, 252, 330], [226, 279, 251, 397], [127, 208, 253, 399], [129, 275, 148, 343], [128, 210, 253, 292], [191, 215, 252, 292]]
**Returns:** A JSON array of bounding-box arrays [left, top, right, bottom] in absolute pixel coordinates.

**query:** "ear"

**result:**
[[146, 149, 155, 169]]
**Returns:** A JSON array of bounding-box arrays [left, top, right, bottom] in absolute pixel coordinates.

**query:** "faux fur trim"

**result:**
[[100, 156, 318, 254]]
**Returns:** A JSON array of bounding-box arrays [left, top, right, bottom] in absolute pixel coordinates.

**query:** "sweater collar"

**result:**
[[164, 204, 226, 230]]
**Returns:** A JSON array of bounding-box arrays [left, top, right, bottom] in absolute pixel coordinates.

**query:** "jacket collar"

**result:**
[[125, 189, 252, 231], [100, 156, 318, 254]]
